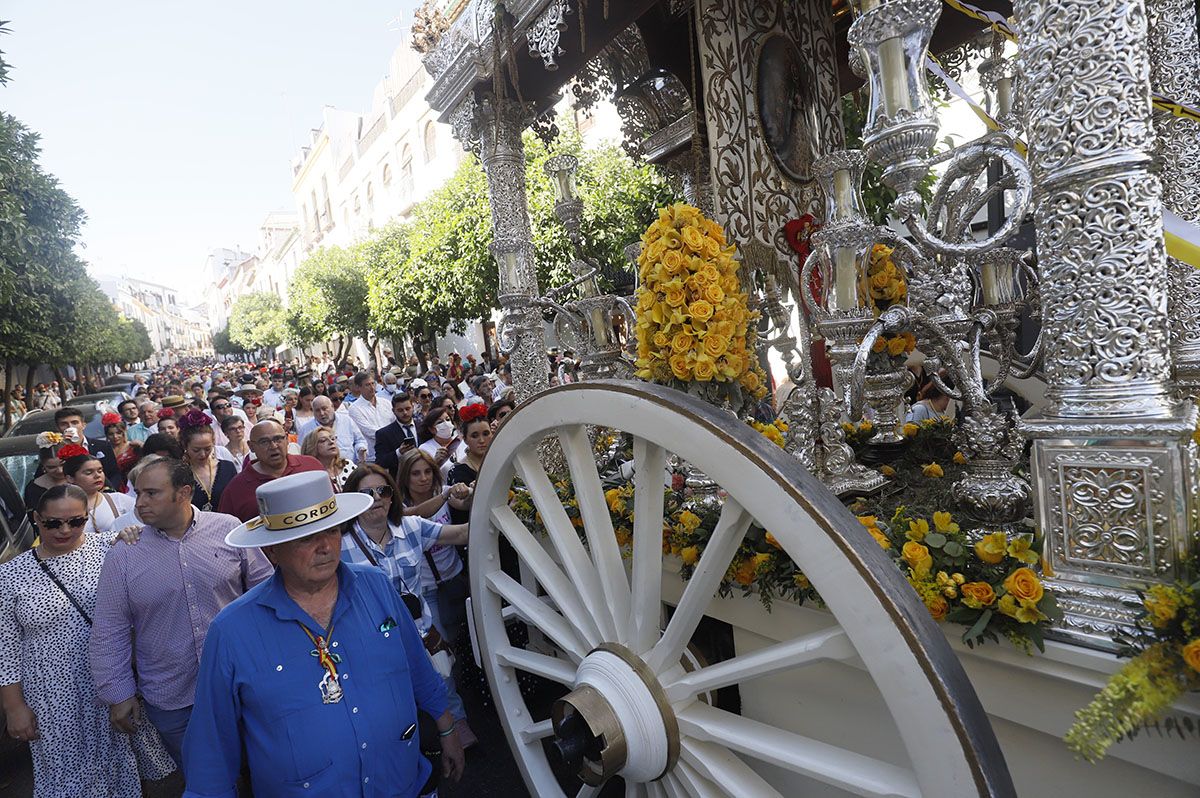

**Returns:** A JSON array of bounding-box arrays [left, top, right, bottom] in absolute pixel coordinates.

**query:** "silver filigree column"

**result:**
[[1013, 0, 1199, 649], [1149, 0, 1200, 394], [474, 94, 551, 402]]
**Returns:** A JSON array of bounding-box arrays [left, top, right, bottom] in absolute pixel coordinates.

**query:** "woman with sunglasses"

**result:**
[[61, 447, 135, 535], [0, 485, 176, 797], [340, 465, 477, 748], [219, 415, 249, 472]]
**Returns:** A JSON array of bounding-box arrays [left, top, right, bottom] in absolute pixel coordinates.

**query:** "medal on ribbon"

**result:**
[[299, 621, 343, 704]]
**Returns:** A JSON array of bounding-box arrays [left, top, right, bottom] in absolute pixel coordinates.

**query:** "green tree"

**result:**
[[367, 123, 679, 352], [228, 291, 286, 353], [212, 326, 242, 357], [287, 245, 374, 364]]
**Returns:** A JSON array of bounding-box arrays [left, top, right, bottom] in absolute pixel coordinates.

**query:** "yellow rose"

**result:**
[[907, 519, 929, 541], [702, 334, 728, 358], [953, 451, 968, 465], [664, 286, 688, 308], [794, 571, 811, 589], [902, 541, 933, 576], [662, 249, 687, 273], [974, 531, 1008, 564], [764, 532, 783, 550], [681, 225, 706, 252], [680, 545, 700, 566], [752, 552, 772, 571], [700, 265, 721, 285], [652, 332, 669, 349], [702, 218, 725, 241], [903, 423, 920, 437], [733, 558, 757, 586], [879, 464, 897, 477], [1003, 567, 1044, 604], [605, 488, 626, 514], [740, 370, 760, 392], [856, 515, 877, 528], [926, 595, 949, 621], [868, 526, 891, 550], [689, 299, 715, 322], [960, 581, 996, 608], [1144, 585, 1184, 628], [932, 511, 959, 534], [997, 594, 1047, 624], [671, 331, 695, 353], [922, 462, 944, 478], [637, 289, 655, 310], [669, 353, 691, 381], [693, 356, 717, 382], [872, 337, 888, 353], [887, 336, 909, 356], [1007, 534, 1040, 565], [704, 283, 725, 304], [677, 510, 701, 531], [1182, 639, 1200, 673]]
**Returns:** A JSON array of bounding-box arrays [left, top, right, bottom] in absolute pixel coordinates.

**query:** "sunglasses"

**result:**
[[357, 485, 394, 499], [212, 403, 231, 410], [40, 516, 88, 530]]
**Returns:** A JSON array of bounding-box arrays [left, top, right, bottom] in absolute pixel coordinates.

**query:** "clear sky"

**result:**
[[2, 0, 421, 292]]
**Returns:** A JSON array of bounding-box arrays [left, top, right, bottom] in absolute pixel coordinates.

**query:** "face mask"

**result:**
[[435, 420, 455, 439]]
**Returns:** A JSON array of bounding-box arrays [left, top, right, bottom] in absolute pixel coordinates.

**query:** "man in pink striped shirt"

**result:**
[[89, 458, 273, 768]]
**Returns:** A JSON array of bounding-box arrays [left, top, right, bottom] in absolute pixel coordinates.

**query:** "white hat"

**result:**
[[409, 378, 428, 390], [225, 471, 372, 548]]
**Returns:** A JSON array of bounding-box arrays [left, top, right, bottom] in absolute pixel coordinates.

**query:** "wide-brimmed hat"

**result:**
[[234, 384, 263, 397], [160, 395, 190, 409], [226, 471, 372, 548], [409, 378, 428, 390]]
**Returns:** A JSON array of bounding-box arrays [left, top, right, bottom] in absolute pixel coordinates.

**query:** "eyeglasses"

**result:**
[[40, 516, 88, 530], [250, 434, 288, 447], [418, 393, 432, 399], [357, 485, 394, 499], [212, 403, 231, 410]]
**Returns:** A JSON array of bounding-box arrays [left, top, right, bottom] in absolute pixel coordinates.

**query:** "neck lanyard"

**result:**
[[298, 619, 344, 704]]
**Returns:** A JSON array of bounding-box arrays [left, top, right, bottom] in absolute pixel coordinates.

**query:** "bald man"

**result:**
[[297, 395, 367, 464], [216, 420, 325, 522]]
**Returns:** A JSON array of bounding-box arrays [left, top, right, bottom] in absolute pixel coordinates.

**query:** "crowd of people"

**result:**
[[1, 349, 523, 798]]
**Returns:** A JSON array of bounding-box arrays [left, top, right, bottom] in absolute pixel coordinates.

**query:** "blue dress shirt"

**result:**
[[182, 563, 448, 798]]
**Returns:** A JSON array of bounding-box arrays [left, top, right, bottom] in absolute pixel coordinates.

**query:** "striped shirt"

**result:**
[[89, 509, 273, 710], [340, 517, 444, 634]]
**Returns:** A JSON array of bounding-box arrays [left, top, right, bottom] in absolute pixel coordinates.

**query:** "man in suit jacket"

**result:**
[[373, 392, 420, 475], [55, 406, 122, 489]]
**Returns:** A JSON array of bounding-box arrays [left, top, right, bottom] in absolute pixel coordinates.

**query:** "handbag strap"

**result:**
[[347, 523, 380, 567], [31, 549, 92, 626], [424, 550, 443, 584]]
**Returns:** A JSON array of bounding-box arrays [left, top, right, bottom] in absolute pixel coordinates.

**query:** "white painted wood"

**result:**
[[495, 644, 577, 686], [679, 738, 783, 798], [558, 424, 632, 639], [485, 570, 586, 661], [515, 446, 617, 642], [629, 437, 668, 654], [520, 718, 555, 744], [672, 759, 724, 798], [645, 499, 751, 674], [677, 701, 921, 797], [661, 625, 854, 703]]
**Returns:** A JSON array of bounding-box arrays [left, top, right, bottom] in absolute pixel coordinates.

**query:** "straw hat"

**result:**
[[225, 471, 372, 548]]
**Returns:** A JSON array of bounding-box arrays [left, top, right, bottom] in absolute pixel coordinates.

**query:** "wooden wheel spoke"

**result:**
[[485, 570, 587, 661], [515, 447, 618, 641], [558, 424, 632, 638], [679, 738, 783, 798], [494, 644, 577, 686], [646, 498, 752, 673], [519, 718, 555, 745], [629, 437, 668, 654], [677, 703, 921, 798], [662, 626, 854, 703], [490, 504, 603, 647], [576, 785, 600, 798], [673, 759, 724, 798]]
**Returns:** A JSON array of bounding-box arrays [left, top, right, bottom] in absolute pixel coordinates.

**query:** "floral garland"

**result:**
[[1065, 564, 1200, 761], [634, 203, 768, 410]]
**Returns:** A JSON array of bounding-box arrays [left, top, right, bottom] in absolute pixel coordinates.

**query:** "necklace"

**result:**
[[298, 619, 343, 704], [193, 457, 217, 511]]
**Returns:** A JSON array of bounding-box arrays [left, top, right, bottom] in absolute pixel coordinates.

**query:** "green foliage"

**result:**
[[287, 246, 373, 346], [228, 291, 287, 352], [211, 326, 242, 357], [367, 120, 679, 342]]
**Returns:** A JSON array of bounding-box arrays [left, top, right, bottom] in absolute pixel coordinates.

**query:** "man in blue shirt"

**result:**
[[182, 470, 464, 798]]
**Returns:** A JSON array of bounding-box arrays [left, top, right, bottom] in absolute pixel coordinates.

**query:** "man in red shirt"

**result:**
[[217, 419, 324, 521]]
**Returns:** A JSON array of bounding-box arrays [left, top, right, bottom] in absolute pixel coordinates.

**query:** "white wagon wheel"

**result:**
[[470, 381, 1012, 798]]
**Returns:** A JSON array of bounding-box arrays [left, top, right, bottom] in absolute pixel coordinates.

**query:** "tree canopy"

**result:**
[[228, 291, 287, 353]]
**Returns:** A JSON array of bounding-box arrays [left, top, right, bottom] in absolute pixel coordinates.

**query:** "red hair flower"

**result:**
[[101, 412, 123, 427], [57, 443, 90, 460], [179, 408, 214, 430], [157, 407, 176, 420], [459, 403, 488, 424]]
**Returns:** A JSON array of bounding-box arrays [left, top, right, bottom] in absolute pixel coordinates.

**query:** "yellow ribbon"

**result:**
[[250, 496, 339, 532]]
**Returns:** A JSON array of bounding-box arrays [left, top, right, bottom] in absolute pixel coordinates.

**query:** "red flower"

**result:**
[[783, 214, 819, 258], [459, 403, 488, 424], [101, 412, 123, 427], [57, 443, 90, 460]]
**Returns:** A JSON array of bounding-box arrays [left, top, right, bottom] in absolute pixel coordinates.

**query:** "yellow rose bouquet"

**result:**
[[1066, 563, 1200, 761], [634, 203, 769, 414]]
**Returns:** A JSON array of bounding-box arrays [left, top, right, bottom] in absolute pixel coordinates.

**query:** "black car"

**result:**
[[4, 405, 112, 441], [0, 437, 36, 562], [64, 391, 130, 411]]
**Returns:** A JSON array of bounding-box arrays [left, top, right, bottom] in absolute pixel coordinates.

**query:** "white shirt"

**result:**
[[418, 438, 463, 480], [346, 395, 395, 461], [85, 491, 136, 535], [262, 387, 285, 409], [298, 414, 367, 463]]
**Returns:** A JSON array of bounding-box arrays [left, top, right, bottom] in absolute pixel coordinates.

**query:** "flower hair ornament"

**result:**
[[35, 431, 64, 450], [178, 408, 214, 430], [101, 412, 123, 427], [156, 407, 176, 420], [459, 403, 488, 424], [57, 443, 90, 461]]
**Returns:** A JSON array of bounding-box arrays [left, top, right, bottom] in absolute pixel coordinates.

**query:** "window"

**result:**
[[400, 145, 414, 198], [366, 182, 375, 206], [353, 194, 361, 214], [423, 121, 437, 163], [382, 162, 392, 185]]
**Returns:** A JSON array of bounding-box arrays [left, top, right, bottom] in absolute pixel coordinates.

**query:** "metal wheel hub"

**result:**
[[550, 643, 680, 786]]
